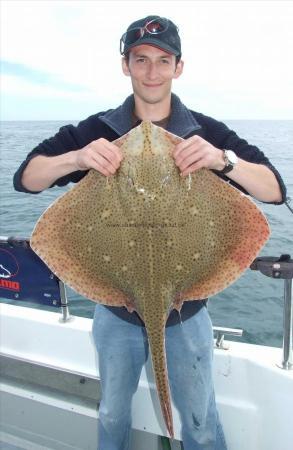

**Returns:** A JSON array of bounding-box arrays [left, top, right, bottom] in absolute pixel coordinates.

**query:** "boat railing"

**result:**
[[0, 237, 292, 370], [251, 255, 293, 370]]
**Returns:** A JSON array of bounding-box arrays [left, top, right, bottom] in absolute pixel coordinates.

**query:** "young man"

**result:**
[[14, 15, 286, 450]]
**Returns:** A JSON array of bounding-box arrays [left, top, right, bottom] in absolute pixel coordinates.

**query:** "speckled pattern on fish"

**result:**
[[31, 121, 270, 437]]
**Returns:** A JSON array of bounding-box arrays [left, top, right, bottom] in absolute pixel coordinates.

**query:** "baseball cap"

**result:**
[[120, 15, 181, 57]]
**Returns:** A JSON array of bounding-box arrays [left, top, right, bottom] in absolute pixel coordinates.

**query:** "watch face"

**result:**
[[226, 150, 238, 165]]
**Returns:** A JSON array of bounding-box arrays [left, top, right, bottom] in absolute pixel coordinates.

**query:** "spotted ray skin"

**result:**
[[31, 122, 270, 437]]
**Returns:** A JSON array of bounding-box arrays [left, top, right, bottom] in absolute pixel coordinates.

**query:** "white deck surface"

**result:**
[[1, 303, 293, 450]]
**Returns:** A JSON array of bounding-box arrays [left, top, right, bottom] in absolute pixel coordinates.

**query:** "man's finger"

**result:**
[[87, 157, 113, 177], [91, 143, 122, 168], [174, 145, 202, 166], [98, 139, 123, 162], [181, 159, 205, 176], [177, 151, 204, 172], [173, 135, 201, 158], [91, 152, 118, 174]]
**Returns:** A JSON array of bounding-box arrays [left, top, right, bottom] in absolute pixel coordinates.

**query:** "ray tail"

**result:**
[[144, 316, 174, 438]]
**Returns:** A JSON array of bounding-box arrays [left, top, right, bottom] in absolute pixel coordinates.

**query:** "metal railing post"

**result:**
[[250, 255, 293, 371], [281, 279, 293, 370], [58, 280, 71, 323], [213, 326, 243, 350]]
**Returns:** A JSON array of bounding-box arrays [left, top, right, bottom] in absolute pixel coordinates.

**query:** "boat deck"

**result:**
[[0, 433, 49, 450], [1, 303, 293, 450]]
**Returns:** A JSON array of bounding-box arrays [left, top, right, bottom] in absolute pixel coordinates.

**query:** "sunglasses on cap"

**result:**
[[120, 17, 172, 55]]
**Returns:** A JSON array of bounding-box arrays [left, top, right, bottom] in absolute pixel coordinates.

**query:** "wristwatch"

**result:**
[[219, 149, 238, 174]]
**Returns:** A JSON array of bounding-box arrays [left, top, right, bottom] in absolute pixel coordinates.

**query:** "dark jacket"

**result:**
[[13, 93, 287, 327], [14, 93, 286, 201]]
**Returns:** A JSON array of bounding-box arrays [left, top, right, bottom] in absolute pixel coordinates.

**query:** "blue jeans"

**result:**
[[92, 304, 227, 450]]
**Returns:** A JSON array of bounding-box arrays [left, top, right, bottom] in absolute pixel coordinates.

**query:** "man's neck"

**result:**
[[133, 94, 172, 122]]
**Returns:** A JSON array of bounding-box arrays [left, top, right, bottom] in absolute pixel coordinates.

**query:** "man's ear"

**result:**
[[122, 57, 130, 76], [173, 59, 184, 79]]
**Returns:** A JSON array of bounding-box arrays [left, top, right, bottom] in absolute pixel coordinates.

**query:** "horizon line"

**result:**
[[1, 118, 293, 122]]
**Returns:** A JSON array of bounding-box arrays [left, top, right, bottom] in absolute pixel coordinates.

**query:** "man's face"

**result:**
[[122, 45, 183, 106]]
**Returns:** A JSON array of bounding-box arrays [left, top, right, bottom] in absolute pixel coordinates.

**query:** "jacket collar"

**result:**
[[99, 93, 201, 138]]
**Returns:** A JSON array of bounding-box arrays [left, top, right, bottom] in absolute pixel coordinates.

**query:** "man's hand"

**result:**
[[172, 135, 282, 203], [173, 135, 225, 176], [21, 138, 124, 192], [75, 138, 123, 176]]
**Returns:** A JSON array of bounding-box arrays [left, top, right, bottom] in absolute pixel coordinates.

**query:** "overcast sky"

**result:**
[[1, 0, 293, 120]]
